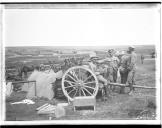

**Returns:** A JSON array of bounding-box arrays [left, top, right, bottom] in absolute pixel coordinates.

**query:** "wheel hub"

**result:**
[[76, 80, 84, 89]]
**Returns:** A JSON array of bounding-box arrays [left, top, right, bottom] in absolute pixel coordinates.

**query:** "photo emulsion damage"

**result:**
[[1, 3, 161, 124]]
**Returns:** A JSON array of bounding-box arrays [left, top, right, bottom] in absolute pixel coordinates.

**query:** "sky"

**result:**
[[4, 5, 160, 46]]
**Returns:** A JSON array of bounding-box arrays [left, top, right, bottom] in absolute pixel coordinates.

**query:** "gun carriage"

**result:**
[[38, 57, 103, 101]]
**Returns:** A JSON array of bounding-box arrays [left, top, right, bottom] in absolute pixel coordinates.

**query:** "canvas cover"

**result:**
[[23, 70, 63, 100]]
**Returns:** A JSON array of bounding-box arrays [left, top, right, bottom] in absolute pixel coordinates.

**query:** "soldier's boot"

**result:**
[[104, 85, 112, 99], [128, 84, 134, 95], [132, 82, 136, 91], [101, 86, 106, 101], [110, 85, 114, 91], [101, 86, 107, 101], [111, 85, 116, 92], [120, 87, 125, 94]]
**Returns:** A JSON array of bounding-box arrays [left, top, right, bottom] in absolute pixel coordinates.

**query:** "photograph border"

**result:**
[[0, 2, 161, 125]]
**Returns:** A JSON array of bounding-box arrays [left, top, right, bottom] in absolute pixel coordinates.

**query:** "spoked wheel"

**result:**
[[62, 66, 99, 101]]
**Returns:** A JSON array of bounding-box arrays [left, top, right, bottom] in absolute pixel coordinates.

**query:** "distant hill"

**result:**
[[5, 45, 155, 56]]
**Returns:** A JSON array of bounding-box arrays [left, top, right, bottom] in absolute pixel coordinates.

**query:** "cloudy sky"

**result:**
[[4, 4, 160, 46]]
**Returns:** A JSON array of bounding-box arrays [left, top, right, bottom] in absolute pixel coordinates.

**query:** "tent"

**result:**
[[22, 70, 63, 100]]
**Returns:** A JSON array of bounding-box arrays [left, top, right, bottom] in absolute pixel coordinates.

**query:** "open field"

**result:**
[[5, 45, 156, 121]]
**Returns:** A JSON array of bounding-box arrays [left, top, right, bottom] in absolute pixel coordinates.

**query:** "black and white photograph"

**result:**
[[0, 2, 161, 125]]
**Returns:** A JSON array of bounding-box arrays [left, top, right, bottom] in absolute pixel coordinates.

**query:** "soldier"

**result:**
[[119, 46, 137, 95], [107, 49, 120, 83], [98, 49, 120, 91], [118, 51, 126, 62], [141, 54, 145, 64], [88, 55, 111, 99]]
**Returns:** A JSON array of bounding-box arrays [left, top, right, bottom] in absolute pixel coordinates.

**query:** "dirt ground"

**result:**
[[5, 58, 156, 121]]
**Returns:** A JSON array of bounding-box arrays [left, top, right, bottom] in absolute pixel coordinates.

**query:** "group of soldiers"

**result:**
[[33, 47, 137, 100], [86, 46, 137, 99]]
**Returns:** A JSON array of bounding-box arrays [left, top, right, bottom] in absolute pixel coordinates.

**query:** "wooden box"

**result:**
[[72, 96, 96, 111]]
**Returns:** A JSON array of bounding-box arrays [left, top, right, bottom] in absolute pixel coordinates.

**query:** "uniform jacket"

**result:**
[[120, 52, 137, 72], [98, 56, 119, 71], [88, 62, 106, 75]]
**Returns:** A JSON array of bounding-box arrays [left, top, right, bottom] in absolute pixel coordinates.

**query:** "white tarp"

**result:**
[[23, 70, 63, 100]]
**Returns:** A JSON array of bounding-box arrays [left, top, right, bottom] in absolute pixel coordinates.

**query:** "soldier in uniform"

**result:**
[[119, 46, 137, 95], [107, 49, 120, 83], [141, 54, 145, 64], [88, 55, 111, 99], [98, 49, 120, 91]]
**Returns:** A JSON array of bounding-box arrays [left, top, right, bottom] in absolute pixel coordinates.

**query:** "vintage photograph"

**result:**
[[1, 2, 161, 124]]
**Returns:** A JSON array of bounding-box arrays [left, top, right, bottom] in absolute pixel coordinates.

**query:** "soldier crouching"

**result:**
[[88, 55, 111, 100]]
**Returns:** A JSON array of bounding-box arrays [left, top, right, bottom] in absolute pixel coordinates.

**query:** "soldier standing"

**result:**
[[98, 49, 119, 91], [141, 54, 145, 64], [107, 49, 120, 83], [119, 46, 137, 95]]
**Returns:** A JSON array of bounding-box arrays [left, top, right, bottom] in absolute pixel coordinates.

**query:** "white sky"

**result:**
[[4, 8, 160, 46]]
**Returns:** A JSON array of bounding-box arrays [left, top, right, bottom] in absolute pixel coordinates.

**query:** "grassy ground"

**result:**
[[5, 56, 156, 121]]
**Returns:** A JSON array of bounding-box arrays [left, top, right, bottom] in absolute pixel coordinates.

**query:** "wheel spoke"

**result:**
[[83, 74, 93, 82], [81, 69, 86, 81], [73, 89, 78, 98], [67, 88, 76, 95], [77, 68, 81, 80], [73, 70, 80, 81], [64, 80, 75, 87], [84, 81, 96, 85], [69, 70, 78, 81], [84, 85, 95, 90], [69, 71, 74, 76], [81, 89, 86, 96], [82, 87, 93, 96], [64, 84, 76, 89], [66, 73, 77, 82], [64, 80, 76, 85], [78, 68, 83, 80], [79, 89, 81, 96]]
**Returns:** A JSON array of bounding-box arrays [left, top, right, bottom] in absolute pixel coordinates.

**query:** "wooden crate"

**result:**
[[72, 96, 96, 111]]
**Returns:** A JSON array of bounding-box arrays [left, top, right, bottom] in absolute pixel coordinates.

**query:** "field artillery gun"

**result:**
[[52, 57, 107, 100], [56, 65, 156, 101], [53, 65, 100, 101], [36, 54, 156, 101]]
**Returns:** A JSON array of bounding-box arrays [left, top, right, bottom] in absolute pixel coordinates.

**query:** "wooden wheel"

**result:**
[[62, 66, 99, 101]]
